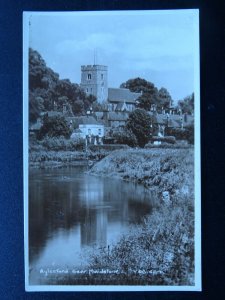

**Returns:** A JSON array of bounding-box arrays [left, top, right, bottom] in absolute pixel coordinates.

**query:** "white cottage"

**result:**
[[69, 116, 104, 144]]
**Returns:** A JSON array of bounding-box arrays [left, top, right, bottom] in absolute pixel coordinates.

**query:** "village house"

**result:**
[[149, 112, 194, 137], [69, 116, 104, 145], [29, 63, 192, 144]]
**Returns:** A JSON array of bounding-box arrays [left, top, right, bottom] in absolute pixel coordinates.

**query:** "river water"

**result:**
[[29, 166, 156, 285]]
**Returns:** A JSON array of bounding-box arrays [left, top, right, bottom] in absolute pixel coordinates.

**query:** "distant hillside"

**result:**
[[29, 48, 97, 123]]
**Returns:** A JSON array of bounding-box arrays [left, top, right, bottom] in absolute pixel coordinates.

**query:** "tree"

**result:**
[[121, 77, 159, 111], [177, 93, 194, 114], [126, 109, 152, 147], [158, 87, 173, 110], [29, 93, 44, 123], [112, 128, 138, 147], [29, 48, 97, 119], [73, 100, 84, 115], [38, 115, 72, 139]]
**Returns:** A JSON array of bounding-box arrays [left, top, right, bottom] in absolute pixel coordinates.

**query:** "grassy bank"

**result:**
[[89, 148, 194, 196], [29, 138, 129, 168], [85, 147, 195, 285], [29, 146, 109, 168]]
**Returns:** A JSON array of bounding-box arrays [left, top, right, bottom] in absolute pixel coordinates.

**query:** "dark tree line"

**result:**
[[120, 77, 194, 115], [177, 93, 194, 114], [120, 78, 173, 111], [29, 48, 97, 123]]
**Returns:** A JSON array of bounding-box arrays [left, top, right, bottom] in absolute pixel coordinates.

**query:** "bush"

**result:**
[[126, 109, 152, 147], [89, 144, 129, 152], [41, 136, 85, 151], [151, 136, 176, 144], [38, 115, 72, 139], [145, 143, 191, 149], [112, 128, 138, 147], [166, 124, 194, 144]]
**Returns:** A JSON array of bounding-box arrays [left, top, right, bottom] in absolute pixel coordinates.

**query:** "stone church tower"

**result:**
[[80, 65, 108, 103]]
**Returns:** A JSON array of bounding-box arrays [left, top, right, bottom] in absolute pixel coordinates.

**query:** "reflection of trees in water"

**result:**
[[29, 169, 84, 263], [80, 208, 107, 247], [127, 199, 152, 224], [29, 168, 154, 264]]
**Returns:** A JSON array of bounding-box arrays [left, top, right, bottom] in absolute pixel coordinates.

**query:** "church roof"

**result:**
[[108, 88, 141, 103]]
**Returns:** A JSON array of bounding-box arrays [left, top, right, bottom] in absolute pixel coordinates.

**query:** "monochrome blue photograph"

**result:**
[[23, 10, 201, 291]]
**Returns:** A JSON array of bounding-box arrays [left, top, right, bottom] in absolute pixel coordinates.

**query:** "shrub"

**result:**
[[112, 128, 138, 147], [166, 124, 194, 144], [126, 109, 152, 147], [38, 115, 72, 139], [144, 143, 191, 149], [41, 136, 85, 151], [151, 136, 176, 144], [89, 144, 129, 152]]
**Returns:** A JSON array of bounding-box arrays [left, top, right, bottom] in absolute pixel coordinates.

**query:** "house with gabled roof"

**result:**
[[68, 116, 104, 144], [149, 112, 194, 137]]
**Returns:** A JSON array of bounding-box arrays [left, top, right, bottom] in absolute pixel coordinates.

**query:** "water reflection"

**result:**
[[29, 167, 156, 283]]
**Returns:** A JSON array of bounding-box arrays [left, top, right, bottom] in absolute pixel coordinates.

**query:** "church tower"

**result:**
[[80, 65, 108, 104]]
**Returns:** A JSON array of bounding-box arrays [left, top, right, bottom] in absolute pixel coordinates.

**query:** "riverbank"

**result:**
[[89, 147, 194, 197], [29, 149, 110, 168], [29, 145, 195, 285], [85, 147, 195, 285], [29, 139, 129, 168]]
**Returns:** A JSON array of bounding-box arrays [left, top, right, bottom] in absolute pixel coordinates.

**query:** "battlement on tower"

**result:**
[[81, 65, 108, 72]]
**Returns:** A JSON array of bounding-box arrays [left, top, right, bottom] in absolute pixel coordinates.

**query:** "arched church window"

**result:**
[[87, 74, 91, 80]]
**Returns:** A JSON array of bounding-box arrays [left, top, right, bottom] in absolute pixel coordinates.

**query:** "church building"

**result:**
[[80, 64, 141, 112]]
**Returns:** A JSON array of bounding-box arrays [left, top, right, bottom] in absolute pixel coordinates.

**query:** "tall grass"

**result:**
[[86, 148, 195, 285]]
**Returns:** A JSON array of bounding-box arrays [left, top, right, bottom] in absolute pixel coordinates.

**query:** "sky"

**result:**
[[27, 10, 199, 102]]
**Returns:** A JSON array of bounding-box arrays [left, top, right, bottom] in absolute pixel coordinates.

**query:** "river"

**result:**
[[29, 166, 156, 285]]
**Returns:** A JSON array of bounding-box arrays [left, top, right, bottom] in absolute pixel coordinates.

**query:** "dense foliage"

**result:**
[[120, 77, 173, 111], [166, 123, 194, 144], [126, 109, 152, 147], [38, 115, 72, 139], [177, 93, 194, 114], [112, 128, 138, 147], [29, 48, 98, 123], [88, 148, 194, 285]]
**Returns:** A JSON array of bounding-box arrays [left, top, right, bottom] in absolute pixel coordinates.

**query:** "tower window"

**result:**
[[87, 74, 91, 80], [86, 88, 88, 92], [101, 74, 104, 80]]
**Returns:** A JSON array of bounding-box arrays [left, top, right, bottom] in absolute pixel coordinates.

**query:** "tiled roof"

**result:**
[[108, 112, 129, 121], [94, 112, 104, 119], [40, 111, 62, 118], [149, 112, 194, 128], [67, 116, 103, 128], [108, 88, 141, 103], [115, 102, 128, 111]]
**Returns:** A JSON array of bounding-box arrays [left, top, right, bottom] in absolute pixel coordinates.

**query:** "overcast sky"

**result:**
[[27, 10, 199, 102]]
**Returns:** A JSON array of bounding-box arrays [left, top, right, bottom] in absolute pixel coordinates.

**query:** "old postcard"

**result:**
[[23, 10, 201, 291]]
